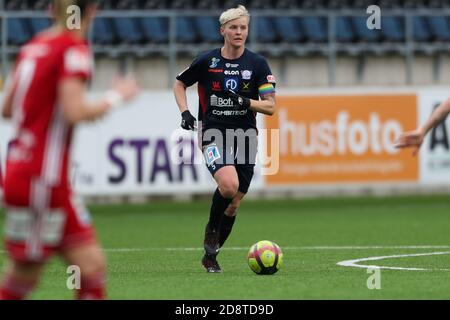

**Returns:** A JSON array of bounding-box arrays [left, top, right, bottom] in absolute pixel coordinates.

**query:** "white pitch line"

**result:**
[[337, 251, 450, 271], [2, 245, 449, 272], [105, 245, 450, 252], [1, 245, 450, 254]]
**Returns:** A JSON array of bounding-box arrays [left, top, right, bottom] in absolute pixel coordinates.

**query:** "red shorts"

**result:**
[[2, 176, 96, 263]]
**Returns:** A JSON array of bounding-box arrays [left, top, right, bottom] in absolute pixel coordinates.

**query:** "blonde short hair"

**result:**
[[219, 5, 250, 26]]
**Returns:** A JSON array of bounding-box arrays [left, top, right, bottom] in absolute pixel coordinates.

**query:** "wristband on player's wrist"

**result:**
[[104, 90, 124, 110]]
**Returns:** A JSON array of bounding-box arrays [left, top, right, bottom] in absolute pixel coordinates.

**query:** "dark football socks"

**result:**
[[218, 214, 236, 248], [207, 188, 233, 232]]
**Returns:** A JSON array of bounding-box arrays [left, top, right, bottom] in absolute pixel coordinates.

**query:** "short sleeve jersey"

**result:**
[[176, 48, 276, 131], [6, 31, 92, 189]]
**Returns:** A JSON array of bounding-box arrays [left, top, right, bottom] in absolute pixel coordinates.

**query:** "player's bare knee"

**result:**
[[67, 246, 107, 276], [221, 187, 238, 199], [81, 253, 107, 276], [219, 182, 239, 199], [10, 260, 43, 279]]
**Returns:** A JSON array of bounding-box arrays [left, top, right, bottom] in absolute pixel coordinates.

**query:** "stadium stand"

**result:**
[[2, 0, 450, 49], [3, 0, 450, 88]]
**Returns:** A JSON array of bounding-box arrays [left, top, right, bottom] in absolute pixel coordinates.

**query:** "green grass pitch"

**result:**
[[1, 194, 450, 299]]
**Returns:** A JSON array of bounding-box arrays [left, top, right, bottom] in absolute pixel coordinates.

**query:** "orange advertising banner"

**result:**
[[264, 94, 418, 185]]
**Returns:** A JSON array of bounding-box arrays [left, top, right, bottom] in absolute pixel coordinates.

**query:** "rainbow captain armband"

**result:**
[[258, 83, 275, 95]]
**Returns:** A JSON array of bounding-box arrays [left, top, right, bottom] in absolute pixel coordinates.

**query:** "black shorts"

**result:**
[[202, 128, 258, 194]]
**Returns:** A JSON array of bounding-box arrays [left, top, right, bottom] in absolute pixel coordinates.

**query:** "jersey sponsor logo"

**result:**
[[241, 70, 252, 80], [208, 69, 223, 73], [204, 144, 221, 167], [224, 70, 240, 76], [267, 75, 276, 83], [212, 81, 221, 91], [225, 78, 239, 91], [209, 57, 220, 68], [226, 63, 239, 68], [210, 94, 234, 107], [64, 46, 92, 74], [212, 109, 248, 116], [5, 207, 66, 245], [242, 82, 251, 92], [8, 130, 35, 163]]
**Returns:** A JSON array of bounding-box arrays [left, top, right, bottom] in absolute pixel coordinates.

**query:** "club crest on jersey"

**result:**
[[212, 81, 221, 91], [241, 70, 252, 80], [225, 78, 239, 91], [210, 57, 220, 68], [204, 144, 221, 166], [65, 46, 92, 73], [267, 75, 276, 83], [226, 63, 239, 68], [242, 82, 251, 92]]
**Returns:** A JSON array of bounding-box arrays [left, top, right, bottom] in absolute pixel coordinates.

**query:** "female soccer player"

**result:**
[[0, 0, 139, 299], [174, 5, 276, 273]]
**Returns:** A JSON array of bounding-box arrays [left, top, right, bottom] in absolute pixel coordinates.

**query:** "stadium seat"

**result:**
[[92, 17, 116, 45], [140, 17, 169, 43], [274, 0, 299, 9], [223, 0, 248, 9], [194, 17, 221, 43], [352, 16, 381, 42], [196, 0, 220, 9], [404, 0, 427, 8], [142, 0, 169, 9], [428, 0, 446, 8], [350, 0, 375, 8], [32, 0, 49, 10], [381, 16, 404, 42], [112, 17, 144, 44], [112, 0, 132, 9], [299, 16, 328, 42], [335, 16, 354, 43], [327, 0, 351, 9], [7, 18, 30, 45], [116, 0, 140, 9], [98, 0, 113, 9], [427, 16, 450, 41], [413, 16, 431, 42], [300, 0, 325, 9], [249, 0, 271, 9], [171, 0, 194, 9], [273, 17, 304, 43], [29, 18, 51, 36], [176, 17, 197, 43], [378, 0, 402, 9], [255, 17, 278, 43], [6, 0, 26, 9], [5, 0, 28, 10]]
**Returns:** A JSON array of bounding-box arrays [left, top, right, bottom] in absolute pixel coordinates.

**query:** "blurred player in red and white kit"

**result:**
[[0, 154, 3, 199], [0, 0, 139, 299]]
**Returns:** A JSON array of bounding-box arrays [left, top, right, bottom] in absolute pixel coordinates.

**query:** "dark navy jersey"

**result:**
[[176, 48, 276, 131]]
